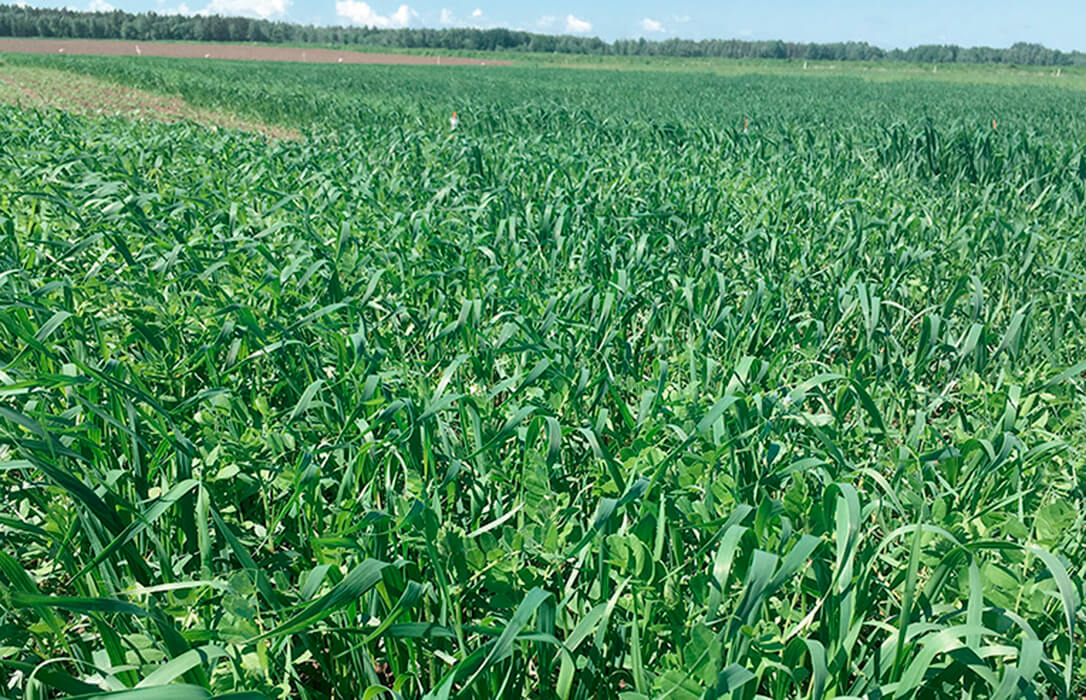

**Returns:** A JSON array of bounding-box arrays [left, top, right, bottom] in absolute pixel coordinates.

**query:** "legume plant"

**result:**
[[0, 56, 1083, 699]]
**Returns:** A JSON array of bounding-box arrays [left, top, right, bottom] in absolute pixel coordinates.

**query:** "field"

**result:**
[[0, 39, 509, 66], [0, 52, 1083, 699]]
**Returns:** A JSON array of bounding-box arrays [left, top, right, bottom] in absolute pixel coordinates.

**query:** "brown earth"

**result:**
[[0, 64, 297, 139], [0, 38, 511, 66]]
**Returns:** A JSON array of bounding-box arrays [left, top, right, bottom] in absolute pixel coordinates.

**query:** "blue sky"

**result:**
[[30, 0, 1086, 51]]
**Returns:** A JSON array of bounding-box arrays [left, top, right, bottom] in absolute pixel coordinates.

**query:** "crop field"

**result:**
[[0, 39, 510, 67], [0, 54, 1084, 699]]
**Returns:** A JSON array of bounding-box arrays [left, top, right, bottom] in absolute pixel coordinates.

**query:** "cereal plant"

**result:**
[[0, 57, 1083, 699]]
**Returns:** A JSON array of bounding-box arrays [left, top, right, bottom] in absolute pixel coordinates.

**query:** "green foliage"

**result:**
[[0, 58, 1083, 699]]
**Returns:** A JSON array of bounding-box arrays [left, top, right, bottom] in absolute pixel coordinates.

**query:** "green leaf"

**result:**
[[462, 587, 552, 688], [288, 379, 324, 422], [72, 479, 200, 581], [34, 309, 72, 343], [68, 686, 212, 700], [254, 558, 390, 639], [1034, 500, 1075, 546], [136, 646, 227, 688], [11, 591, 150, 618]]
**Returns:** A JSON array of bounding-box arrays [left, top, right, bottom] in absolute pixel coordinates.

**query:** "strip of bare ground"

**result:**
[[0, 64, 297, 139], [0, 38, 511, 66]]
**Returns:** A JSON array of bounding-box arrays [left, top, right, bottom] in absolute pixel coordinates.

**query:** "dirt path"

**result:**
[[0, 38, 511, 66], [0, 64, 297, 139]]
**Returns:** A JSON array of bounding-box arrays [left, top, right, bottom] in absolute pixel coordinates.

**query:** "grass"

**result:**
[[0, 54, 1083, 699]]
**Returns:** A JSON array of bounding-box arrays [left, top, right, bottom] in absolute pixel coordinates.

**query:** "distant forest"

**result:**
[[1, 4, 1083, 66]]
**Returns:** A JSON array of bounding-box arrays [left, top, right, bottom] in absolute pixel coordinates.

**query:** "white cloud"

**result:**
[[440, 7, 488, 27], [158, 2, 194, 14], [536, 14, 556, 28], [673, 14, 691, 23], [640, 17, 663, 33], [336, 1, 415, 28], [201, 0, 288, 18], [88, 0, 115, 10], [565, 13, 590, 33]]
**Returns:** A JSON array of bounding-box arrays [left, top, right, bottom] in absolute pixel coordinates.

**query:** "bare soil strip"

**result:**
[[0, 38, 511, 66], [0, 64, 297, 139]]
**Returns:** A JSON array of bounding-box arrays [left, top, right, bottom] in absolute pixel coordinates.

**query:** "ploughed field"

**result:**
[[0, 54, 1084, 699]]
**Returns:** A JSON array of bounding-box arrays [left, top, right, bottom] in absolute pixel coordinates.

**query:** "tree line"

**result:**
[[1, 4, 1082, 66]]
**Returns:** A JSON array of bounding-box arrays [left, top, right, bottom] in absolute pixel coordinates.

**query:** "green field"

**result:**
[[0, 54, 1084, 699]]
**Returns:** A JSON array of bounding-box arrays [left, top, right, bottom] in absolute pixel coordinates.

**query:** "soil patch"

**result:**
[[0, 64, 296, 139], [0, 38, 511, 66]]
